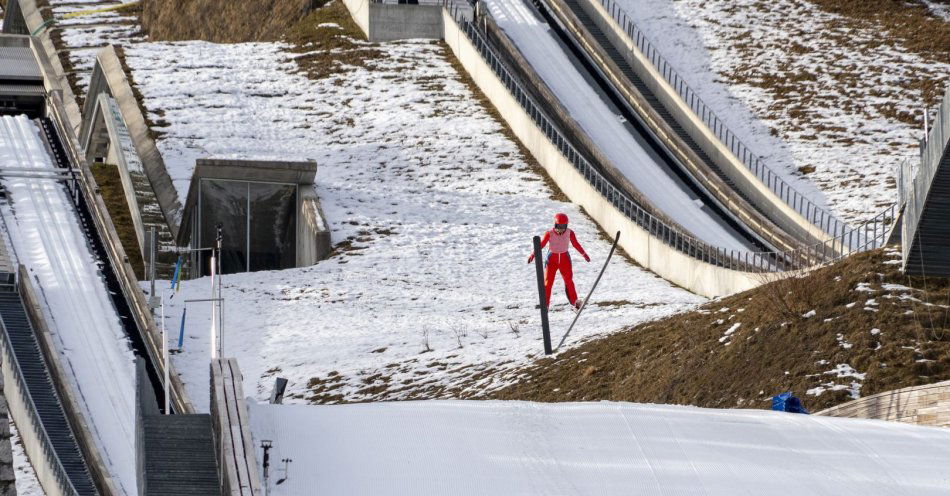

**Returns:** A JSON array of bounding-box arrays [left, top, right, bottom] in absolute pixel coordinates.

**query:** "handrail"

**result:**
[[445, 3, 894, 273], [594, 0, 849, 239], [0, 271, 83, 496]]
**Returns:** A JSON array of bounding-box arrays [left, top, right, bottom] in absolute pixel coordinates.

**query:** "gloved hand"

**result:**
[[583, 253, 590, 262], [527, 254, 535, 264]]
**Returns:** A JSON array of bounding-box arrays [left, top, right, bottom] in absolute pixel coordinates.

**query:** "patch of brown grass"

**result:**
[[283, 0, 382, 80], [490, 249, 950, 412], [90, 163, 145, 278], [806, 0, 950, 106], [48, 28, 85, 108], [140, 0, 311, 42], [113, 45, 167, 142]]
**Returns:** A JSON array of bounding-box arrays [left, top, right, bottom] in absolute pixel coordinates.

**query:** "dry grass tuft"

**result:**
[[140, 0, 310, 42], [113, 45, 168, 142], [90, 163, 145, 278], [283, 0, 383, 80]]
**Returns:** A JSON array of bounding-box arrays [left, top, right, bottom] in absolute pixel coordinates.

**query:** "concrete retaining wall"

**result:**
[[0, 335, 67, 496], [573, 0, 831, 247], [817, 381, 950, 428], [444, 11, 759, 297], [0, 375, 17, 496], [297, 189, 332, 266], [13, 0, 84, 136], [80, 45, 183, 237], [211, 359, 262, 496], [343, 0, 443, 41]]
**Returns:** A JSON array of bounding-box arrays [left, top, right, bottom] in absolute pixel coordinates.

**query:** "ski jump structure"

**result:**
[[342, 0, 898, 298]]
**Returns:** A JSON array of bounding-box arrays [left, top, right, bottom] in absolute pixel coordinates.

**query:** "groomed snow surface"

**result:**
[[0, 115, 136, 495], [249, 400, 950, 495], [123, 40, 702, 411], [485, 0, 752, 251]]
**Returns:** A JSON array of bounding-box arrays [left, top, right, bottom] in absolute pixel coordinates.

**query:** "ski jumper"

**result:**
[[529, 229, 589, 307]]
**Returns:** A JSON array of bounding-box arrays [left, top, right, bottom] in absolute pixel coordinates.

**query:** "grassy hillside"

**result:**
[[140, 0, 311, 42], [491, 249, 950, 412]]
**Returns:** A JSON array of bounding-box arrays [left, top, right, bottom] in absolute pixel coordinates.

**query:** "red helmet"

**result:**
[[554, 213, 569, 225]]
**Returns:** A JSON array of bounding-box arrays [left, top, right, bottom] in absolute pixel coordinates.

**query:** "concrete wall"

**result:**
[[17, 266, 121, 495], [817, 380, 950, 428], [443, 11, 760, 298], [210, 359, 262, 496], [342, 0, 443, 42], [572, 0, 832, 248], [0, 376, 17, 496], [13, 0, 84, 137], [297, 189, 332, 266], [0, 336, 68, 496], [342, 0, 371, 38], [81, 45, 183, 237]]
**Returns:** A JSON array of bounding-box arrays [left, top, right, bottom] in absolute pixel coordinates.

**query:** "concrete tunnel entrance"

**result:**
[[178, 159, 331, 277]]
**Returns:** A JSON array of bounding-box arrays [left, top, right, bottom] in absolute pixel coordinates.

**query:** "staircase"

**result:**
[[0, 282, 98, 495], [902, 87, 950, 276]]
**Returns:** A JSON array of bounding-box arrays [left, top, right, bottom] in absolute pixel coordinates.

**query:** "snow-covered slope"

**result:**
[[249, 399, 950, 495], [617, 0, 950, 223], [0, 115, 135, 494], [123, 40, 702, 410], [485, 0, 753, 251]]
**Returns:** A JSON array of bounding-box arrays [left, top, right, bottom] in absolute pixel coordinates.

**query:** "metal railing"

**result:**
[[901, 87, 950, 264], [595, 0, 849, 240], [445, 4, 895, 272], [0, 274, 83, 496]]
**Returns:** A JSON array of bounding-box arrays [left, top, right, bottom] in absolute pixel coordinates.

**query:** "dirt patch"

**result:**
[[283, 1, 383, 80], [48, 29, 85, 108], [805, 0, 950, 105], [113, 45, 167, 142], [490, 249, 950, 412], [90, 163, 145, 278], [140, 0, 311, 42]]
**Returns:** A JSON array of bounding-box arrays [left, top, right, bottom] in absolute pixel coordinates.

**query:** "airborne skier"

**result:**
[[527, 213, 590, 312]]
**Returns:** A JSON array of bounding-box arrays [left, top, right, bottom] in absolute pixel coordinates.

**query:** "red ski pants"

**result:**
[[544, 252, 577, 307]]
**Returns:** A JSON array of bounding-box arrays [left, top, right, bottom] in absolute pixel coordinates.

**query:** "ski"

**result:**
[[556, 230, 620, 350]]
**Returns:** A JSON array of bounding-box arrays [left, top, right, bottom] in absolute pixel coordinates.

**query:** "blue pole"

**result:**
[[177, 307, 187, 349], [171, 256, 183, 290]]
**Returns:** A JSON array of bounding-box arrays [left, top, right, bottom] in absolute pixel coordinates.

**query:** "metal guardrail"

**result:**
[[445, 3, 894, 272], [0, 269, 89, 496], [902, 88, 950, 250], [594, 0, 849, 240], [46, 90, 194, 414]]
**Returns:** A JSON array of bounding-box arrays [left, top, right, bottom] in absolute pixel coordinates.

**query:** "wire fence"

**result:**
[[445, 3, 896, 273], [595, 0, 850, 240]]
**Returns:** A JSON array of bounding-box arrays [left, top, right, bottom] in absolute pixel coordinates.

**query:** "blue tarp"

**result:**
[[772, 392, 809, 414]]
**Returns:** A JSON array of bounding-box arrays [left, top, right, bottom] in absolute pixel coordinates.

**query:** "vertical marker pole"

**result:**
[[533, 236, 552, 355], [161, 294, 169, 414], [209, 250, 217, 360], [177, 307, 187, 349]]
